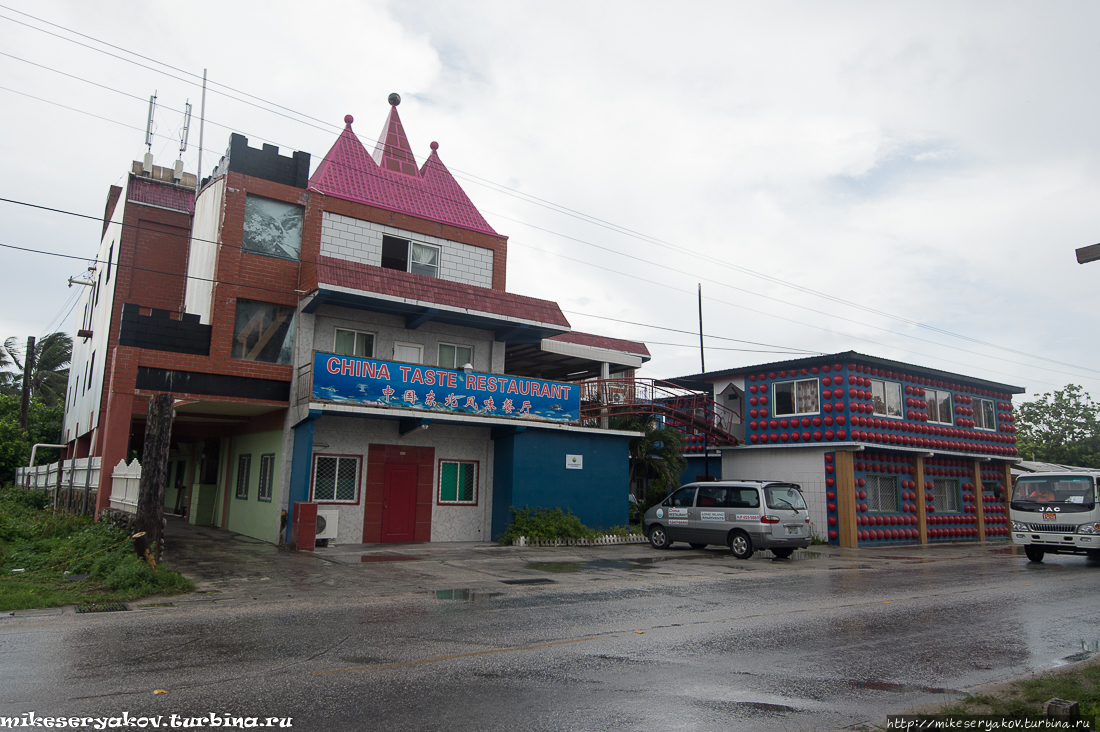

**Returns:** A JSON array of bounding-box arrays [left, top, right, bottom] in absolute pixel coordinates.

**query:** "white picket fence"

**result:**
[[512, 534, 648, 547], [13, 457, 141, 515], [108, 460, 141, 513]]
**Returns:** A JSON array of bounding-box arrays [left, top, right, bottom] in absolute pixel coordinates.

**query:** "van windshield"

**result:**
[[1011, 476, 1095, 513], [764, 484, 807, 511]]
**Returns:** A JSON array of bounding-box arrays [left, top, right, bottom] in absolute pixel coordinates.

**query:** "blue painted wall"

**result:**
[[492, 428, 632, 539], [679, 455, 721, 485]]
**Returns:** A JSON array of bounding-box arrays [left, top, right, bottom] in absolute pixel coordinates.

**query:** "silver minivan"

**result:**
[[643, 481, 813, 559]]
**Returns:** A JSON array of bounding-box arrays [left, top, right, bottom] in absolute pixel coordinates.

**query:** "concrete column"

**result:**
[[600, 361, 610, 429], [915, 455, 928, 545], [834, 451, 858, 548], [973, 459, 987, 541]]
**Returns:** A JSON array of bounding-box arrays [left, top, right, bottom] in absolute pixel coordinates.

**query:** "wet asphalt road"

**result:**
[[3, 521, 1100, 731]]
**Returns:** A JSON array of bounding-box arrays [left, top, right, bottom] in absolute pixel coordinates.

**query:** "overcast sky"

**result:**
[[2, 1, 1099, 403]]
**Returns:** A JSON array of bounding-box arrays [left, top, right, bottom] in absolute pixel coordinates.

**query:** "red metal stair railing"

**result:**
[[579, 378, 740, 445]]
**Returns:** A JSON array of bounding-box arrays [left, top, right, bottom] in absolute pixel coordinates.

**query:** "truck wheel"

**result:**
[[729, 531, 754, 560], [648, 526, 671, 550], [1024, 545, 1045, 563]]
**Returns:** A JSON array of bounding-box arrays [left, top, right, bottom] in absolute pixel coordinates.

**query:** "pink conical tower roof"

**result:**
[[309, 103, 500, 237]]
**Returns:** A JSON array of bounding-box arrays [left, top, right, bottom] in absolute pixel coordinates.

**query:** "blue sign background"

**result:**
[[311, 352, 580, 423]]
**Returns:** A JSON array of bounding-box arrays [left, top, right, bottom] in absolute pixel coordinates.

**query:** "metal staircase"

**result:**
[[579, 378, 741, 446]]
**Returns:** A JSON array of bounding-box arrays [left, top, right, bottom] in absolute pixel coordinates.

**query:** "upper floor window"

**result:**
[[334, 328, 374, 358], [242, 195, 303, 261], [438, 343, 472, 369], [925, 389, 954, 425], [974, 398, 997, 430], [232, 299, 295, 364], [381, 235, 439, 278], [870, 379, 903, 418], [773, 379, 819, 416], [393, 342, 423, 364]]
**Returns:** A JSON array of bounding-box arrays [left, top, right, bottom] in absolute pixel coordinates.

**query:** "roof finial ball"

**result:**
[[388, 93, 401, 106], [344, 114, 354, 125], [430, 141, 438, 151]]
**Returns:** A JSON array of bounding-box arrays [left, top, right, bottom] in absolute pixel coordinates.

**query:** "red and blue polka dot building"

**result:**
[[675, 351, 1022, 548]]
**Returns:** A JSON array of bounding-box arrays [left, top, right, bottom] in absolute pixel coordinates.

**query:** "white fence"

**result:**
[[14, 457, 103, 514], [13, 457, 143, 516], [108, 459, 141, 513]]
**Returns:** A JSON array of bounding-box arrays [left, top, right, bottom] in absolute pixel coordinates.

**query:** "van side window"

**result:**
[[697, 486, 725, 507], [725, 488, 760, 508], [668, 487, 697, 507]]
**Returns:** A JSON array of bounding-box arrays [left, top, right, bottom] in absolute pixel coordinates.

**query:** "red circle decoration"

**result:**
[[750, 434, 760, 443], [829, 530, 838, 540]]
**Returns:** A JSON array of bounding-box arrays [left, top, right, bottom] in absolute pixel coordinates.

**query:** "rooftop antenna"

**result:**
[[174, 100, 192, 182], [143, 91, 157, 176], [196, 69, 207, 192]]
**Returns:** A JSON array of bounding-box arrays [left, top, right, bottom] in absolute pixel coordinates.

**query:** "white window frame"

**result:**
[[437, 460, 478, 505], [974, 397, 997, 431], [925, 389, 954, 425], [772, 378, 819, 417], [870, 379, 904, 419], [865, 474, 899, 513], [409, 241, 441, 278], [438, 342, 473, 370], [333, 328, 375, 358], [393, 342, 423, 364], [932, 477, 960, 513], [311, 454, 361, 504]]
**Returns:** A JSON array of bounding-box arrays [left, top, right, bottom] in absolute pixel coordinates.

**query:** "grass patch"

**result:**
[[936, 659, 1100, 721], [0, 485, 193, 611], [497, 506, 641, 545]]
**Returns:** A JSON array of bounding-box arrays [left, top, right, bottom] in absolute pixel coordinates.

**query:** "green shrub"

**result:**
[[499, 506, 595, 545]]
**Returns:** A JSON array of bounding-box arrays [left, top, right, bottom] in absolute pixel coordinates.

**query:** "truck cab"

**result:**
[[1010, 472, 1100, 562]]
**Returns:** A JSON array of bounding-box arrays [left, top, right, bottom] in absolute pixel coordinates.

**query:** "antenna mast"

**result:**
[[142, 92, 157, 175], [174, 101, 192, 183]]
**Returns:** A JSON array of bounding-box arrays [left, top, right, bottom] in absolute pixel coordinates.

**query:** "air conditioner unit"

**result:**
[[315, 509, 340, 543]]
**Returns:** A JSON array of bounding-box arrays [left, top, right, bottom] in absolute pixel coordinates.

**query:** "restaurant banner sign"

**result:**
[[311, 352, 580, 424]]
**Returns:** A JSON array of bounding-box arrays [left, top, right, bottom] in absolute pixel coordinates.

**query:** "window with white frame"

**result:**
[[870, 379, 903, 418], [974, 398, 997, 430], [334, 328, 374, 358], [865, 475, 899, 513], [925, 389, 954, 425], [773, 379, 819, 416], [393, 342, 423, 364], [258, 453, 275, 502], [381, 235, 440, 278], [438, 343, 472, 370], [932, 477, 960, 512], [235, 454, 251, 500], [438, 461, 477, 505], [312, 455, 360, 503]]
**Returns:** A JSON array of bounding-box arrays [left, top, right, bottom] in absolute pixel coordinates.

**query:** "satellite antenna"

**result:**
[[174, 101, 192, 182], [143, 92, 157, 176]]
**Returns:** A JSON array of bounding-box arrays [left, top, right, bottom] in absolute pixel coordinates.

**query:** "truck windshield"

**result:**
[[765, 484, 807, 511], [1011, 476, 1095, 513]]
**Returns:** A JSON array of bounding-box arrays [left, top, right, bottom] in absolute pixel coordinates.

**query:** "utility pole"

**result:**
[[135, 393, 174, 561], [18, 336, 35, 431], [698, 284, 710, 480]]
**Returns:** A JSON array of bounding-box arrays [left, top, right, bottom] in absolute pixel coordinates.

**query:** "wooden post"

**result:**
[[1002, 461, 1013, 496], [973, 459, 987, 541], [18, 335, 34, 431], [135, 393, 173, 561], [835, 450, 859, 548], [915, 455, 928, 545]]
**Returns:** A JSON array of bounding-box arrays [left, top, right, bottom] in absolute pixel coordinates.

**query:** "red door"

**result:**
[[381, 464, 418, 542]]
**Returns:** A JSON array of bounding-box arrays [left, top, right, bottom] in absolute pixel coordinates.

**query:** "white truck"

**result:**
[[1010, 471, 1100, 563]]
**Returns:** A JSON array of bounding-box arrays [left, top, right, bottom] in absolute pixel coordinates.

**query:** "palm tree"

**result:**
[[610, 414, 688, 507], [2, 332, 72, 407]]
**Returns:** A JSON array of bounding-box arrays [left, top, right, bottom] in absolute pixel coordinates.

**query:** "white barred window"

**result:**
[[933, 478, 960, 513], [865, 474, 899, 513]]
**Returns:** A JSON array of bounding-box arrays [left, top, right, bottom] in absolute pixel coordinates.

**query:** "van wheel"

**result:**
[[772, 548, 794, 559], [648, 526, 671, 550], [1024, 545, 1045, 563], [729, 531, 754, 560], [689, 543, 707, 550]]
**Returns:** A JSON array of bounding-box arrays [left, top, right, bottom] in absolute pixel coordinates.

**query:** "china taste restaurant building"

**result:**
[[286, 350, 632, 546], [676, 352, 1024, 548]]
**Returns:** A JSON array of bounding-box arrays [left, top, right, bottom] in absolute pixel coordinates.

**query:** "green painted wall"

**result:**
[[225, 430, 283, 542]]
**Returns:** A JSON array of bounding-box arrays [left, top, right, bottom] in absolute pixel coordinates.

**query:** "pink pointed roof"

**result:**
[[309, 110, 500, 237]]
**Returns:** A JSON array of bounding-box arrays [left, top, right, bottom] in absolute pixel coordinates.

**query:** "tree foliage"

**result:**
[[0, 394, 64, 485], [609, 414, 687, 508], [0, 333, 72, 407], [1014, 384, 1100, 468]]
